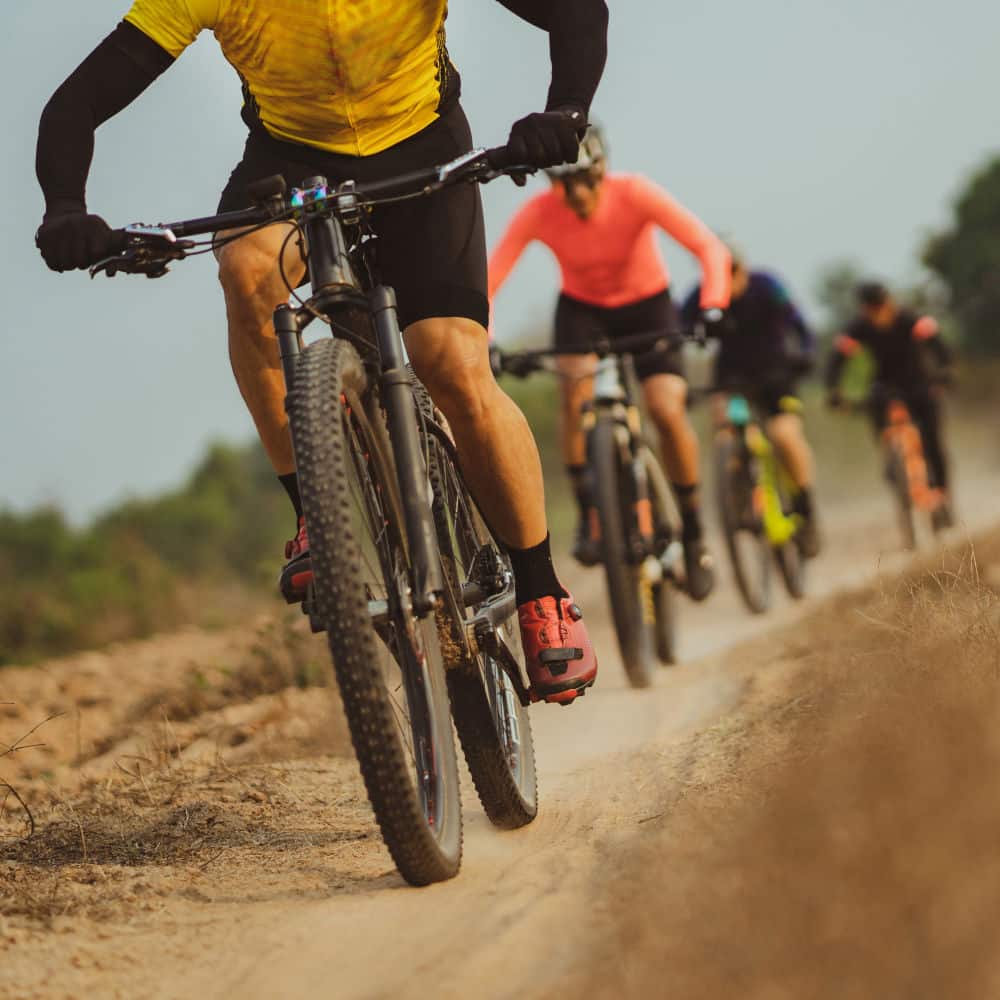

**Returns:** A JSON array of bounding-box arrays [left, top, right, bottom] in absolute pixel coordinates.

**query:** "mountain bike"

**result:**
[[90, 148, 538, 886], [713, 390, 806, 615], [498, 331, 681, 688], [880, 396, 950, 550]]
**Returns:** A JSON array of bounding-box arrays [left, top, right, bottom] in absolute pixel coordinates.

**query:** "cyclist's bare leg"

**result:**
[[557, 355, 597, 466], [643, 373, 714, 599], [641, 374, 699, 488], [556, 355, 598, 560], [215, 224, 306, 476], [766, 412, 814, 490], [408, 319, 595, 702], [405, 318, 548, 549]]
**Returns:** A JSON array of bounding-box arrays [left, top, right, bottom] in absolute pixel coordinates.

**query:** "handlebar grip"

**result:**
[[108, 229, 129, 254], [485, 145, 515, 170]]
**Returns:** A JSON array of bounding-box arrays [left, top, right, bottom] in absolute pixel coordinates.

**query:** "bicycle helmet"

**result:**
[[546, 124, 608, 179]]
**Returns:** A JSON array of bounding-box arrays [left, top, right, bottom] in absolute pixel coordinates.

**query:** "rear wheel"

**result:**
[[590, 416, 656, 688], [415, 379, 538, 829], [715, 433, 771, 615], [289, 338, 462, 886]]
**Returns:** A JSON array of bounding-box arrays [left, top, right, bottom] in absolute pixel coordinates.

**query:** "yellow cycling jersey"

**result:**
[[124, 0, 454, 156]]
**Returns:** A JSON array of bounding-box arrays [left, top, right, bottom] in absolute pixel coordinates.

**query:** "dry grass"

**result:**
[[0, 611, 366, 931], [572, 538, 1000, 1000]]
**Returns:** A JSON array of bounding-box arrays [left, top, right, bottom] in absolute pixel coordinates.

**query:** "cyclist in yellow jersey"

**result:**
[[34, 0, 609, 705]]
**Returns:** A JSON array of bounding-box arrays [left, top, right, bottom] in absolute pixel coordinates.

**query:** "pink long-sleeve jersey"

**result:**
[[488, 173, 731, 311]]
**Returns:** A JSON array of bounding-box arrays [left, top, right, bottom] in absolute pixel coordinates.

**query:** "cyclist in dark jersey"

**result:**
[[33, 0, 609, 706], [826, 281, 955, 524], [682, 251, 820, 556]]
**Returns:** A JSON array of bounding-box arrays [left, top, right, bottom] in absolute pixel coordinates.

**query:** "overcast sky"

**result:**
[[2, 1, 997, 521]]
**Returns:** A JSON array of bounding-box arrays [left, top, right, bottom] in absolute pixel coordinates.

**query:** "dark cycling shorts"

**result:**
[[218, 104, 488, 331], [553, 290, 684, 381], [715, 366, 802, 418], [868, 382, 937, 430]]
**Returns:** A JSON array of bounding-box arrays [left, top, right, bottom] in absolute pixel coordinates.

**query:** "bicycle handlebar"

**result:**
[[92, 145, 531, 279], [496, 327, 694, 378]]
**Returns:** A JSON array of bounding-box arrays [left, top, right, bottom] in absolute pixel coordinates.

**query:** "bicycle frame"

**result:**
[[92, 147, 528, 642], [582, 354, 658, 558], [724, 395, 799, 547], [271, 175, 445, 614]]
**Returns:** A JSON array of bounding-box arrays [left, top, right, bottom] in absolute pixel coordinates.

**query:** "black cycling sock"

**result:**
[[680, 509, 703, 544], [673, 482, 700, 511], [794, 487, 814, 519], [673, 483, 703, 543], [509, 534, 568, 606], [278, 473, 303, 523], [567, 464, 592, 517]]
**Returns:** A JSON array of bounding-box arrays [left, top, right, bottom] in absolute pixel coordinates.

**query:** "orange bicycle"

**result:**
[[881, 396, 949, 550]]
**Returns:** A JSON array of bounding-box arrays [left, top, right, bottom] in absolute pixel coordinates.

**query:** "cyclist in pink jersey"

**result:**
[[489, 128, 731, 600]]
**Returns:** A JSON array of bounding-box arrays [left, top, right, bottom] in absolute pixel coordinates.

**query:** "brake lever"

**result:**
[[90, 235, 194, 279]]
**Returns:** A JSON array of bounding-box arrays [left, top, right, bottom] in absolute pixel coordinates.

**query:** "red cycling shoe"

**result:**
[[279, 517, 313, 603], [518, 594, 597, 706]]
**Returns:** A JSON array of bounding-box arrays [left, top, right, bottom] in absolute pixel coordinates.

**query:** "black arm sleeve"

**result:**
[[495, 0, 609, 114], [36, 22, 174, 217]]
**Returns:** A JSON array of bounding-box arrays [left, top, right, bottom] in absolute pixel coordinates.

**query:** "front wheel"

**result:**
[[715, 433, 771, 615], [289, 338, 462, 886], [887, 446, 917, 552], [775, 541, 806, 600], [644, 445, 678, 665], [590, 416, 657, 688]]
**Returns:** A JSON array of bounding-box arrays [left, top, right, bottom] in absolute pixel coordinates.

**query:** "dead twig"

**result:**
[[0, 712, 65, 759], [0, 780, 35, 838]]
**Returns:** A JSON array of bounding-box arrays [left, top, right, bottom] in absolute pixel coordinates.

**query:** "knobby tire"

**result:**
[[289, 338, 462, 886]]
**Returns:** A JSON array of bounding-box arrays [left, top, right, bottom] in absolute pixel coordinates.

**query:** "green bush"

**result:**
[[0, 442, 289, 665]]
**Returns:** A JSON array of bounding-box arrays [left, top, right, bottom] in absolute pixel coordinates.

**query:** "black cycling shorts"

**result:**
[[714, 363, 802, 418], [553, 290, 683, 381], [218, 105, 488, 331]]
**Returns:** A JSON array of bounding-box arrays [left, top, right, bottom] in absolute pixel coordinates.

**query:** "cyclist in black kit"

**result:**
[[826, 281, 955, 525]]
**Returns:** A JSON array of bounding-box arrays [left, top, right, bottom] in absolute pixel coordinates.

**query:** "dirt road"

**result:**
[[3, 472, 999, 999]]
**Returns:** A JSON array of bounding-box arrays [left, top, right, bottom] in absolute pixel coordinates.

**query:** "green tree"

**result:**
[[924, 155, 1000, 356]]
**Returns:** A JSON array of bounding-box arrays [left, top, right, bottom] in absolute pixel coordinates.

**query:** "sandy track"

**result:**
[[2, 473, 998, 999]]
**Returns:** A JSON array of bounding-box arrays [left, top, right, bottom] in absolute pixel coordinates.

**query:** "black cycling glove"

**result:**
[[36, 211, 119, 272], [693, 307, 727, 343], [506, 107, 586, 168]]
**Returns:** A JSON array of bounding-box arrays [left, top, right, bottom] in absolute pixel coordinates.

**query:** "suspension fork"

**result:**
[[370, 285, 444, 614]]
